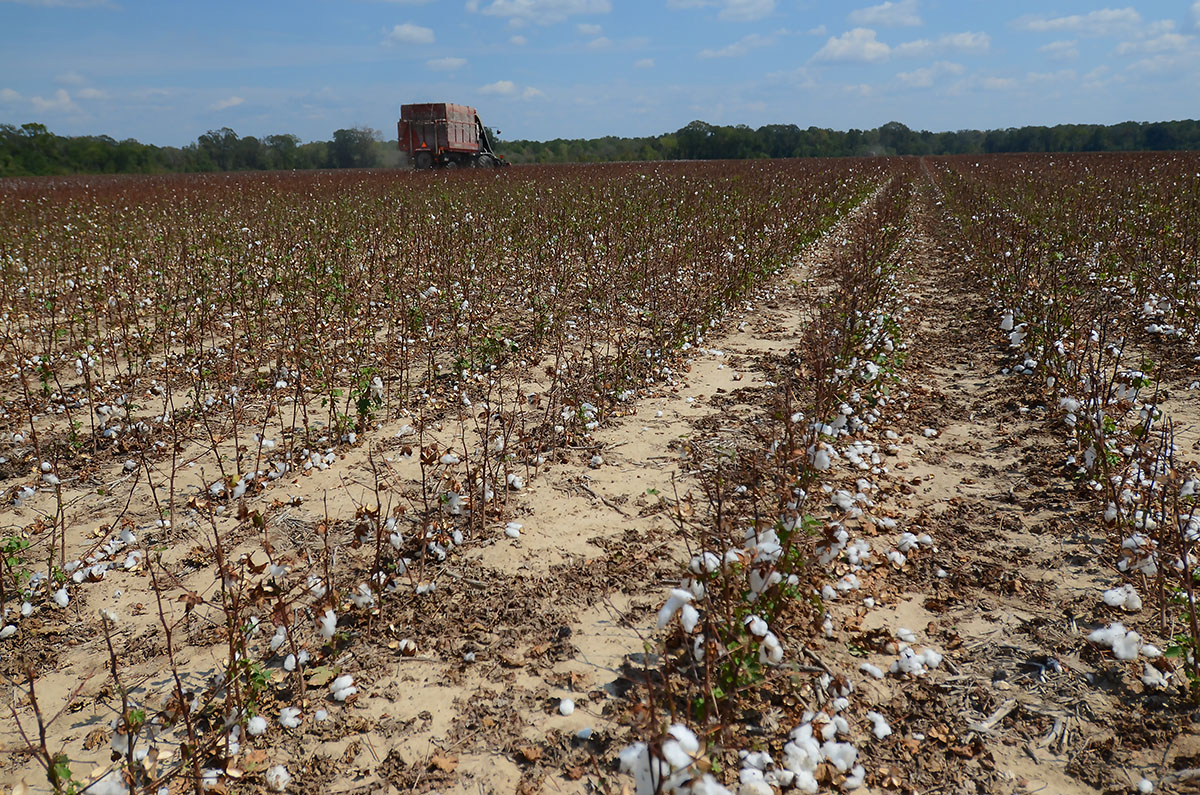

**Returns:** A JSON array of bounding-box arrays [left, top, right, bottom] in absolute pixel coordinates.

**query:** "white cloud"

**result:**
[[480, 80, 517, 95], [666, 0, 773, 22], [577, 22, 601, 34], [586, 35, 612, 48], [55, 71, 86, 85], [815, 27, 987, 63], [468, 0, 610, 25], [813, 27, 890, 62], [1026, 68, 1077, 83], [521, 86, 545, 99], [77, 87, 108, 99], [1115, 32, 1194, 55], [848, 0, 921, 28], [384, 22, 434, 45], [896, 59, 964, 87], [1193, 1, 1200, 30], [807, 24, 826, 36], [979, 76, 1017, 90], [634, 57, 654, 68], [0, 88, 22, 102], [1039, 39, 1079, 60], [718, 0, 773, 21], [209, 96, 244, 110], [31, 88, 80, 113], [893, 31, 989, 57], [509, 34, 527, 45], [700, 30, 786, 58], [1014, 8, 1141, 37], [426, 56, 467, 70]]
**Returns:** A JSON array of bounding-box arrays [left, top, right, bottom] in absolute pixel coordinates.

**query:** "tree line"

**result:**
[[4, 118, 1200, 176], [0, 124, 399, 177], [501, 118, 1200, 163]]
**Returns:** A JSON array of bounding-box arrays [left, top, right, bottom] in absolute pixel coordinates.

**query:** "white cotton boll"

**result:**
[[821, 741, 857, 773], [1183, 480, 1197, 499], [270, 626, 288, 652], [680, 604, 700, 634], [247, 715, 268, 736], [669, 724, 700, 755], [265, 765, 292, 792], [1142, 644, 1162, 658], [330, 674, 354, 693], [1139, 777, 1155, 793], [656, 588, 694, 629], [278, 706, 301, 729], [866, 711, 892, 739], [559, 698, 575, 716], [896, 627, 916, 643], [123, 459, 137, 472], [350, 583, 375, 608], [318, 609, 337, 639], [859, 662, 884, 679], [919, 648, 943, 669], [821, 585, 837, 601], [53, 587, 69, 608], [661, 738, 692, 769], [283, 654, 297, 671], [844, 765, 866, 790], [1000, 312, 1014, 331], [1102, 584, 1142, 612], [505, 522, 522, 538], [331, 684, 357, 702], [1112, 631, 1143, 660], [506, 472, 524, 490], [89, 770, 130, 795], [1142, 664, 1168, 689], [745, 615, 769, 637], [740, 768, 774, 795], [922, 428, 938, 438], [21, 601, 32, 617], [315, 708, 329, 722], [43, 473, 60, 486], [389, 531, 404, 550], [759, 632, 784, 665], [896, 532, 919, 553]]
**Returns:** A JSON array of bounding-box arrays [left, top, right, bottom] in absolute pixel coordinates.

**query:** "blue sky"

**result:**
[[1, 0, 1198, 145]]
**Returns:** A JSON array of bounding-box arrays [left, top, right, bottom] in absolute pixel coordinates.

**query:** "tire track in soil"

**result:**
[[848, 177, 1197, 794]]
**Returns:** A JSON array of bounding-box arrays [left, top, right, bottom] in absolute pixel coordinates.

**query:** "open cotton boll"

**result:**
[[278, 706, 302, 729], [1112, 631, 1143, 660], [265, 764, 292, 792], [1102, 584, 1142, 612], [559, 698, 575, 716], [317, 608, 337, 639], [247, 715, 268, 736], [844, 765, 867, 790], [656, 588, 694, 629], [679, 604, 700, 634], [739, 768, 774, 795], [53, 587, 69, 608], [896, 627, 916, 643], [270, 625, 288, 653], [859, 662, 884, 679], [1000, 312, 1014, 332], [89, 770, 130, 795], [1142, 663, 1168, 689], [866, 711, 892, 739], [350, 583, 375, 609], [505, 522, 522, 539]]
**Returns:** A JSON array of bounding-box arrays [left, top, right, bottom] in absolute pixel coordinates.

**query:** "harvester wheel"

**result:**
[[443, 159, 458, 170], [414, 151, 433, 170], [477, 155, 496, 169]]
